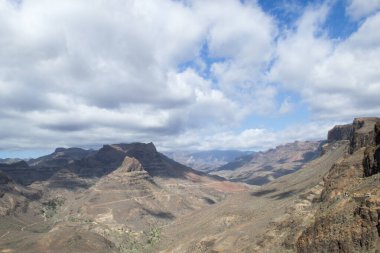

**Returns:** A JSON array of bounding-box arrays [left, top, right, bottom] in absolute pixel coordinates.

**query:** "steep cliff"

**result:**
[[297, 117, 380, 253], [328, 124, 354, 143]]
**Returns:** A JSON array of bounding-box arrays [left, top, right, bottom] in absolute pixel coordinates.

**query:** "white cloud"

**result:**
[[270, 4, 380, 121], [157, 120, 335, 151], [201, 0, 278, 113], [1, 0, 380, 154], [346, 0, 380, 20], [0, 0, 269, 151]]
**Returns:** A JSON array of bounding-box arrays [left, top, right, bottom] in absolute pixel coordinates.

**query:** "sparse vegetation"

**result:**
[[66, 234, 82, 250], [67, 216, 94, 223], [146, 226, 161, 246], [41, 196, 65, 218]]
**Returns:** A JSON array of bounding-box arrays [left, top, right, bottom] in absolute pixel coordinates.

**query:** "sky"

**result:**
[[1, 0, 380, 158]]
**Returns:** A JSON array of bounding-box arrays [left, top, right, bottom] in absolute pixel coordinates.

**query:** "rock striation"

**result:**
[[328, 124, 354, 143], [118, 156, 145, 173]]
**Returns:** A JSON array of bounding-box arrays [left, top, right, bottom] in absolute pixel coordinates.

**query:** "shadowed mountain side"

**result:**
[[0, 171, 41, 216], [0, 158, 23, 164], [0, 142, 237, 188], [28, 147, 96, 167], [75, 143, 236, 183], [0, 148, 95, 185], [0, 143, 247, 253]]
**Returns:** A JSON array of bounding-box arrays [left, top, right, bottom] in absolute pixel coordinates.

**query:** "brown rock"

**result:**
[[297, 117, 380, 253], [328, 124, 354, 143], [350, 117, 380, 153], [118, 156, 145, 172]]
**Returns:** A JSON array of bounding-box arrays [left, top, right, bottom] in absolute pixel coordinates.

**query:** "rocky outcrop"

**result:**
[[118, 156, 145, 172], [351, 117, 380, 153], [363, 122, 380, 177], [328, 124, 354, 143], [297, 117, 380, 253], [327, 117, 380, 153]]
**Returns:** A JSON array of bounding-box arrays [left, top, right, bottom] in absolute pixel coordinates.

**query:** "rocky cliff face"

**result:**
[[118, 156, 145, 173], [328, 124, 354, 143], [297, 117, 380, 253]]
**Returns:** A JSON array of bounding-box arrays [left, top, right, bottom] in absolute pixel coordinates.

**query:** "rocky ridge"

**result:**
[[297, 117, 380, 252]]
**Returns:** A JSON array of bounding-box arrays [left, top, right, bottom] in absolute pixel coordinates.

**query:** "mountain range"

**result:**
[[165, 150, 254, 172], [0, 117, 379, 252]]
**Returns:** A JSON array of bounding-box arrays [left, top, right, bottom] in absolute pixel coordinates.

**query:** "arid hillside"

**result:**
[[0, 143, 246, 253], [213, 140, 322, 185], [165, 150, 254, 172], [156, 117, 380, 252], [0, 117, 379, 253]]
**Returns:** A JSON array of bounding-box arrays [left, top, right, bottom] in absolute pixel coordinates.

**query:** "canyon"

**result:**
[[0, 117, 379, 252]]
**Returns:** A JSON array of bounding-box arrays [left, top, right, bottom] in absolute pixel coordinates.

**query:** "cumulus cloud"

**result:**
[[346, 0, 380, 20], [0, 0, 273, 151], [0, 0, 379, 154], [157, 120, 335, 151], [269, 3, 380, 121]]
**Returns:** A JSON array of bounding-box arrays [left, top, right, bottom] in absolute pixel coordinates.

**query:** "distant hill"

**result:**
[[27, 147, 96, 167], [212, 140, 323, 185], [0, 158, 23, 164], [165, 150, 254, 172]]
